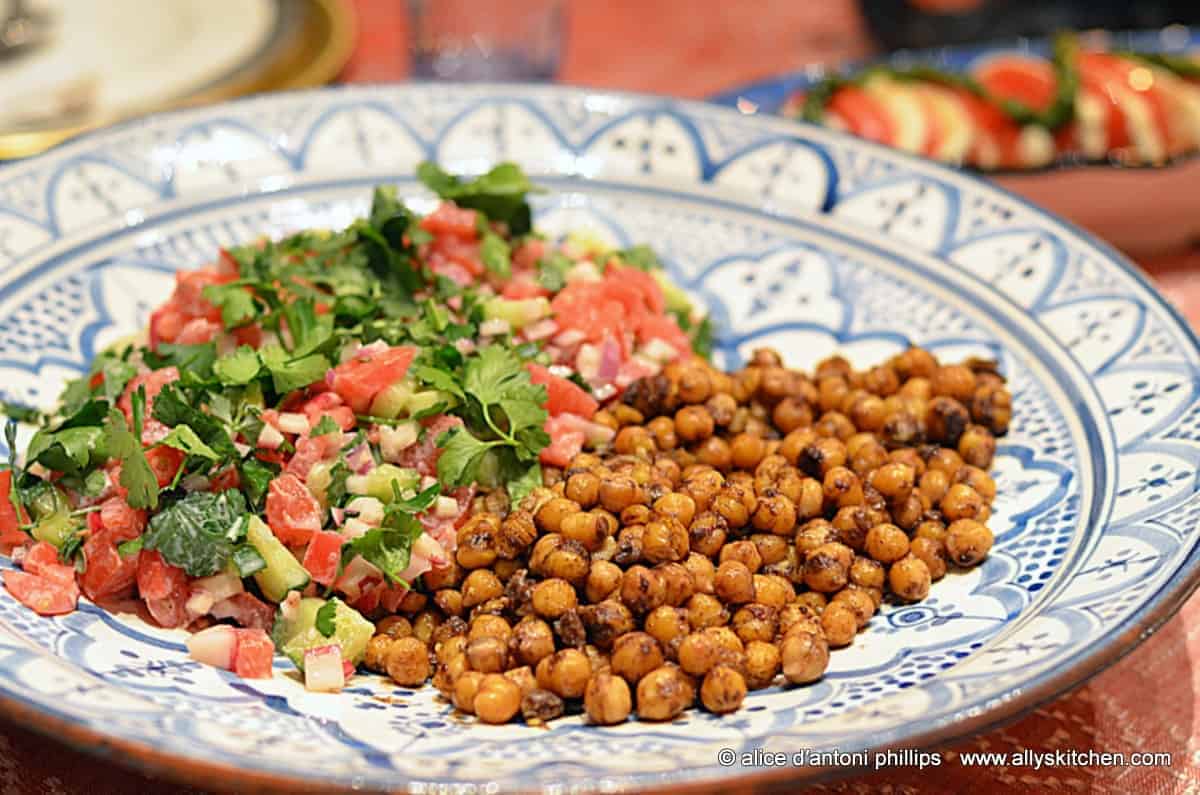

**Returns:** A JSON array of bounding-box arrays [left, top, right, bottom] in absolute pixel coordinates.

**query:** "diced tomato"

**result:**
[[145, 446, 186, 489], [231, 628, 275, 679], [419, 201, 479, 239], [428, 234, 485, 278], [22, 541, 77, 590], [551, 282, 628, 354], [0, 471, 29, 547], [301, 392, 356, 432], [79, 535, 138, 601], [285, 431, 343, 479], [210, 592, 275, 631], [526, 363, 599, 418], [328, 345, 417, 414], [975, 55, 1058, 113], [97, 496, 147, 544], [149, 302, 186, 349], [348, 580, 383, 614], [216, 248, 241, 277], [173, 268, 234, 319], [4, 570, 77, 616], [136, 550, 186, 601], [827, 86, 896, 145], [379, 584, 409, 614], [425, 256, 476, 287], [393, 415, 464, 477], [209, 466, 241, 492], [175, 318, 221, 345], [512, 238, 546, 271], [232, 323, 265, 348], [607, 266, 665, 315], [634, 314, 691, 358], [539, 420, 585, 468], [265, 474, 323, 546], [302, 531, 344, 586], [118, 367, 180, 444]]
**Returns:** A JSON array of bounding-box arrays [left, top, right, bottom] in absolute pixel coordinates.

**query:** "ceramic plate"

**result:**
[[0, 84, 1197, 793], [709, 26, 1200, 256]]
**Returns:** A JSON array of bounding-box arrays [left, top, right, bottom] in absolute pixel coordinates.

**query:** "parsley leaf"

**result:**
[[203, 283, 258, 328], [614, 244, 662, 271], [102, 408, 158, 510], [343, 511, 425, 585], [315, 600, 338, 638], [259, 346, 330, 394], [142, 489, 248, 576], [239, 458, 276, 509], [152, 385, 239, 461], [536, 252, 571, 292], [156, 425, 221, 462], [417, 161, 540, 235], [213, 346, 263, 386]]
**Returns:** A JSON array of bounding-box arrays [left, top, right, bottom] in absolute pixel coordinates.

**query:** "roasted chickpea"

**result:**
[[778, 603, 822, 637], [364, 635, 395, 673], [918, 469, 951, 505], [583, 672, 633, 725], [910, 536, 948, 580], [683, 552, 717, 594], [474, 674, 522, 724], [889, 554, 932, 601], [681, 468, 724, 512], [579, 600, 636, 651], [536, 648, 592, 699], [675, 405, 716, 442], [495, 511, 537, 560], [830, 505, 872, 552], [865, 522, 910, 564], [422, 561, 463, 591], [599, 475, 644, 513], [795, 591, 828, 615], [614, 426, 656, 456], [795, 518, 837, 557], [642, 518, 690, 564], [892, 347, 938, 380], [453, 670, 486, 714], [931, 364, 977, 402], [512, 618, 556, 667], [536, 497, 581, 535], [956, 466, 997, 502], [636, 665, 696, 721], [385, 637, 431, 687], [772, 397, 813, 434], [743, 640, 782, 689], [926, 397, 971, 446], [466, 636, 509, 673], [797, 437, 847, 478], [941, 484, 984, 522], [945, 519, 994, 566], [815, 410, 856, 441], [714, 560, 756, 604], [712, 486, 755, 528], [532, 535, 591, 586], [701, 665, 747, 714], [620, 565, 667, 614], [657, 562, 696, 607], [688, 511, 729, 558], [521, 688, 565, 725], [749, 533, 790, 566], [608, 631, 665, 684], [560, 511, 612, 552], [780, 631, 830, 684], [849, 556, 886, 592], [687, 592, 730, 630], [732, 603, 778, 644], [461, 569, 503, 609], [751, 573, 794, 608], [803, 543, 852, 593], [833, 587, 876, 629], [434, 589, 464, 617], [456, 513, 499, 569], [411, 610, 439, 643], [586, 559, 624, 603], [377, 615, 413, 639], [531, 578, 578, 619], [645, 606, 691, 655]]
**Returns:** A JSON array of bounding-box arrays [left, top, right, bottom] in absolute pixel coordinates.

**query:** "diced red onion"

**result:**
[[345, 443, 374, 475], [597, 337, 623, 382], [331, 507, 346, 527]]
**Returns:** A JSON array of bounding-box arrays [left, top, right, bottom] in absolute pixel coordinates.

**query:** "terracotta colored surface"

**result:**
[[3, 0, 1200, 791]]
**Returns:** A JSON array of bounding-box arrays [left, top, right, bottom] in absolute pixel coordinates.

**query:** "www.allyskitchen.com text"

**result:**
[[717, 747, 1174, 771]]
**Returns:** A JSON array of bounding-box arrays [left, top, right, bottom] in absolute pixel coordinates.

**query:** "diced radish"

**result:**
[[187, 625, 238, 670], [304, 645, 347, 692], [276, 412, 311, 435], [257, 424, 285, 450], [434, 496, 460, 519], [279, 591, 302, 623], [345, 496, 385, 526], [334, 555, 383, 601], [341, 517, 372, 539]]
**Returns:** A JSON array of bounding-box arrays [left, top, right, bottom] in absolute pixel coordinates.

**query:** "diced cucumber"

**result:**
[[354, 464, 419, 503], [272, 597, 374, 670], [31, 514, 78, 548], [306, 461, 333, 508], [652, 271, 693, 314], [368, 380, 414, 419], [26, 483, 69, 520], [405, 390, 443, 416], [483, 297, 551, 330], [245, 516, 310, 602]]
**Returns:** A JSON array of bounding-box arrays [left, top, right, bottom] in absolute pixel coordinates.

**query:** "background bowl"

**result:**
[[0, 84, 1198, 792], [710, 26, 1200, 257]]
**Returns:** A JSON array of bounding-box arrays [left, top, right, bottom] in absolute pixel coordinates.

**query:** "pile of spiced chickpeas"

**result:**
[[363, 346, 1010, 726]]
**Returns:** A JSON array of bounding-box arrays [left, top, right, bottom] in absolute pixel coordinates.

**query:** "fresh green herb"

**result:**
[[0, 402, 44, 424], [103, 408, 158, 510], [151, 342, 218, 379], [141, 489, 248, 576], [343, 512, 424, 585], [152, 385, 239, 461], [536, 252, 571, 292], [231, 543, 267, 577], [325, 460, 350, 507], [614, 244, 661, 271], [258, 346, 330, 394], [156, 425, 222, 462], [203, 283, 258, 328], [25, 425, 105, 473], [417, 161, 540, 235], [213, 346, 263, 386], [59, 530, 85, 565], [480, 232, 512, 279], [239, 458, 276, 508], [315, 600, 338, 637], [311, 416, 341, 437], [117, 536, 144, 557]]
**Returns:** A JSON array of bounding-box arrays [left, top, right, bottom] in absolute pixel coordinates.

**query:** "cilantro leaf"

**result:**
[[150, 342, 217, 379], [213, 346, 263, 386], [203, 284, 258, 328], [103, 408, 158, 509], [614, 244, 662, 271], [156, 425, 221, 462], [315, 600, 338, 638], [259, 346, 330, 394], [325, 460, 350, 507], [152, 385, 239, 461], [239, 458, 275, 509], [536, 252, 571, 292], [387, 482, 440, 515], [282, 298, 334, 356], [311, 416, 341, 437], [343, 511, 425, 585], [417, 161, 540, 235], [142, 489, 248, 576], [435, 427, 499, 487], [26, 426, 105, 473], [117, 536, 144, 557], [506, 459, 543, 507]]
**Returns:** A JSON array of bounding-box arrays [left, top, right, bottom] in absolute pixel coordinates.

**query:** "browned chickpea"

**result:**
[[434, 588, 464, 617], [676, 363, 714, 405], [422, 561, 463, 591], [645, 606, 690, 654], [619, 504, 652, 527], [743, 640, 782, 689], [918, 469, 951, 505], [657, 562, 696, 607], [474, 674, 522, 724], [364, 635, 395, 673], [613, 404, 646, 427], [869, 463, 915, 503], [714, 560, 756, 604], [910, 536, 948, 580], [815, 411, 856, 441], [560, 511, 612, 552], [941, 484, 984, 522], [891, 493, 925, 531], [687, 592, 730, 630], [931, 364, 977, 402], [536, 497, 581, 535], [713, 485, 756, 529], [746, 490, 795, 535], [914, 520, 947, 544], [700, 665, 747, 714], [502, 666, 537, 699], [683, 552, 717, 594], [732, 603, 778, 644], [582, 672, 633, 725], [553, 608, 587, 649], [795, 518, 837, 557], [385, 637, 431, 687], [829, 505, 872, 552], [889, 554, 932, 601], [677, 630, 722, 676], [465, 636, 508, 673], [749, 533, 790, 567], [957, 424, 997, 469], [817, 376, 850, 415], [778, 427, 816, 466], [719, 539, 763, 572], [643, 416, 677, 452], [620, 565, 667, 614], [945, 519, 994, 566], [612, 526, 645, 568], [795, 591, 828, 615], [432, 653, 469, 696], [675, 405, 716, 442], [564, 471, 601, 508], [453, 670, 486, 714], [865, 523, 910, 564], [522, 688, 565, 725], [694, 436, 732, 471], [752, 573, 794, 608], [849, 556, 886, 592], [926, 396, 971, 446], [636, 665, 695, 721], [512, 617, 556, 667], [703, 392, 736, 427], [608, 631, 665, 684], [892, 347, 938, 380], [925, 447, 963, 475], [536, 649, 592, 699], [831, 588, 876, 629], [411, 609, 439, 643], [493, 558, 522, 583], [531, 535, 591, 586], [956, 466, 997, 502], [772, 397, 813, 434], [530, 578, 577, 619], [780, 631, 830, 684], [377, 615, 413, 639], [586, 559, 623, 603], [821, 466, 863, 510], [601, 475, 645, 513], [456, 513, 500, 569], [468, 613, 513, 645], [971, 384, 1012, 435], [803, 543, 852, 593], [778, 603, 822, 637], [577, 600, 635, 651], [687, 511, 728, 558], [459, 569, 502, 609], [642, 518, 689, 564], [652, 491, 696, 528], [797, 437, 847, 479]]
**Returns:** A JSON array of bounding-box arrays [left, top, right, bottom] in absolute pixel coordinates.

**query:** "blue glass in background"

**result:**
[[408, 0, 564, 81]]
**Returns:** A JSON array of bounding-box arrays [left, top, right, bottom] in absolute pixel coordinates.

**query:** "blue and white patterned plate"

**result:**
[[0, 84, 1197, 792]]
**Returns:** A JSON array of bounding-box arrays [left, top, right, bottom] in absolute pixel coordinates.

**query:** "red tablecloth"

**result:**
[[4, 1, 1199, 792]]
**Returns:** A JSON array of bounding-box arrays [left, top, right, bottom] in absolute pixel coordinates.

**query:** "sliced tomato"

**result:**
[[329, 345, 417, 414], [974, 55, 1058, 113], [4, 570, 77, 616], [209, 466, 241, 492], [539, 420, 585, 468], [302, 531, 344, 586], [210, 592, 275, 631], [136, 549, 187, 601], [97, 496, 147, 544], [428, 234, 485, 278], [512, 238, 546, 271], [348, 580, 383, 615], [173, 268, 234, 319], [265, 474, 323, 547], [175, 318, 221, 345], [608, 266, 666, 315], [79, 535, 138, 601], [145, 446, 186, 489], [419, 202, 479, 239], [915, 83, 975, 163], [301, 392, 356, 432], [0, 471, 29, 547], [526, 363, 599, 418], [232, 323, 265, 348], [232, 628, 275, 679], [827, 85, 897, 145], [149, 301, 187, 349], [22, 541, 77, 590], [393, 414, 464, 478]]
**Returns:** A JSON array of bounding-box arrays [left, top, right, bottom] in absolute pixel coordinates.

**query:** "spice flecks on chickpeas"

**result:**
[[365, 346, 1006, 725]]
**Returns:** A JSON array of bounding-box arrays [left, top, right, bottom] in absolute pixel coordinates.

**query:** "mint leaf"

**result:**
[[142, 489, 247, 576], [315, 600, 338, 638], [614, 244, 662, 271], [214, 347, 263, 386]]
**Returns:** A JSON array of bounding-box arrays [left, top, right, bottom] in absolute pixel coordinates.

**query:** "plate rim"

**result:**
[[0, 80, 1198, 792]]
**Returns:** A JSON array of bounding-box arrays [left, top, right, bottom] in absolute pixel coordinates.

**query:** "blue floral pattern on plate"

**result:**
[[0, 84, 1195, 791]]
